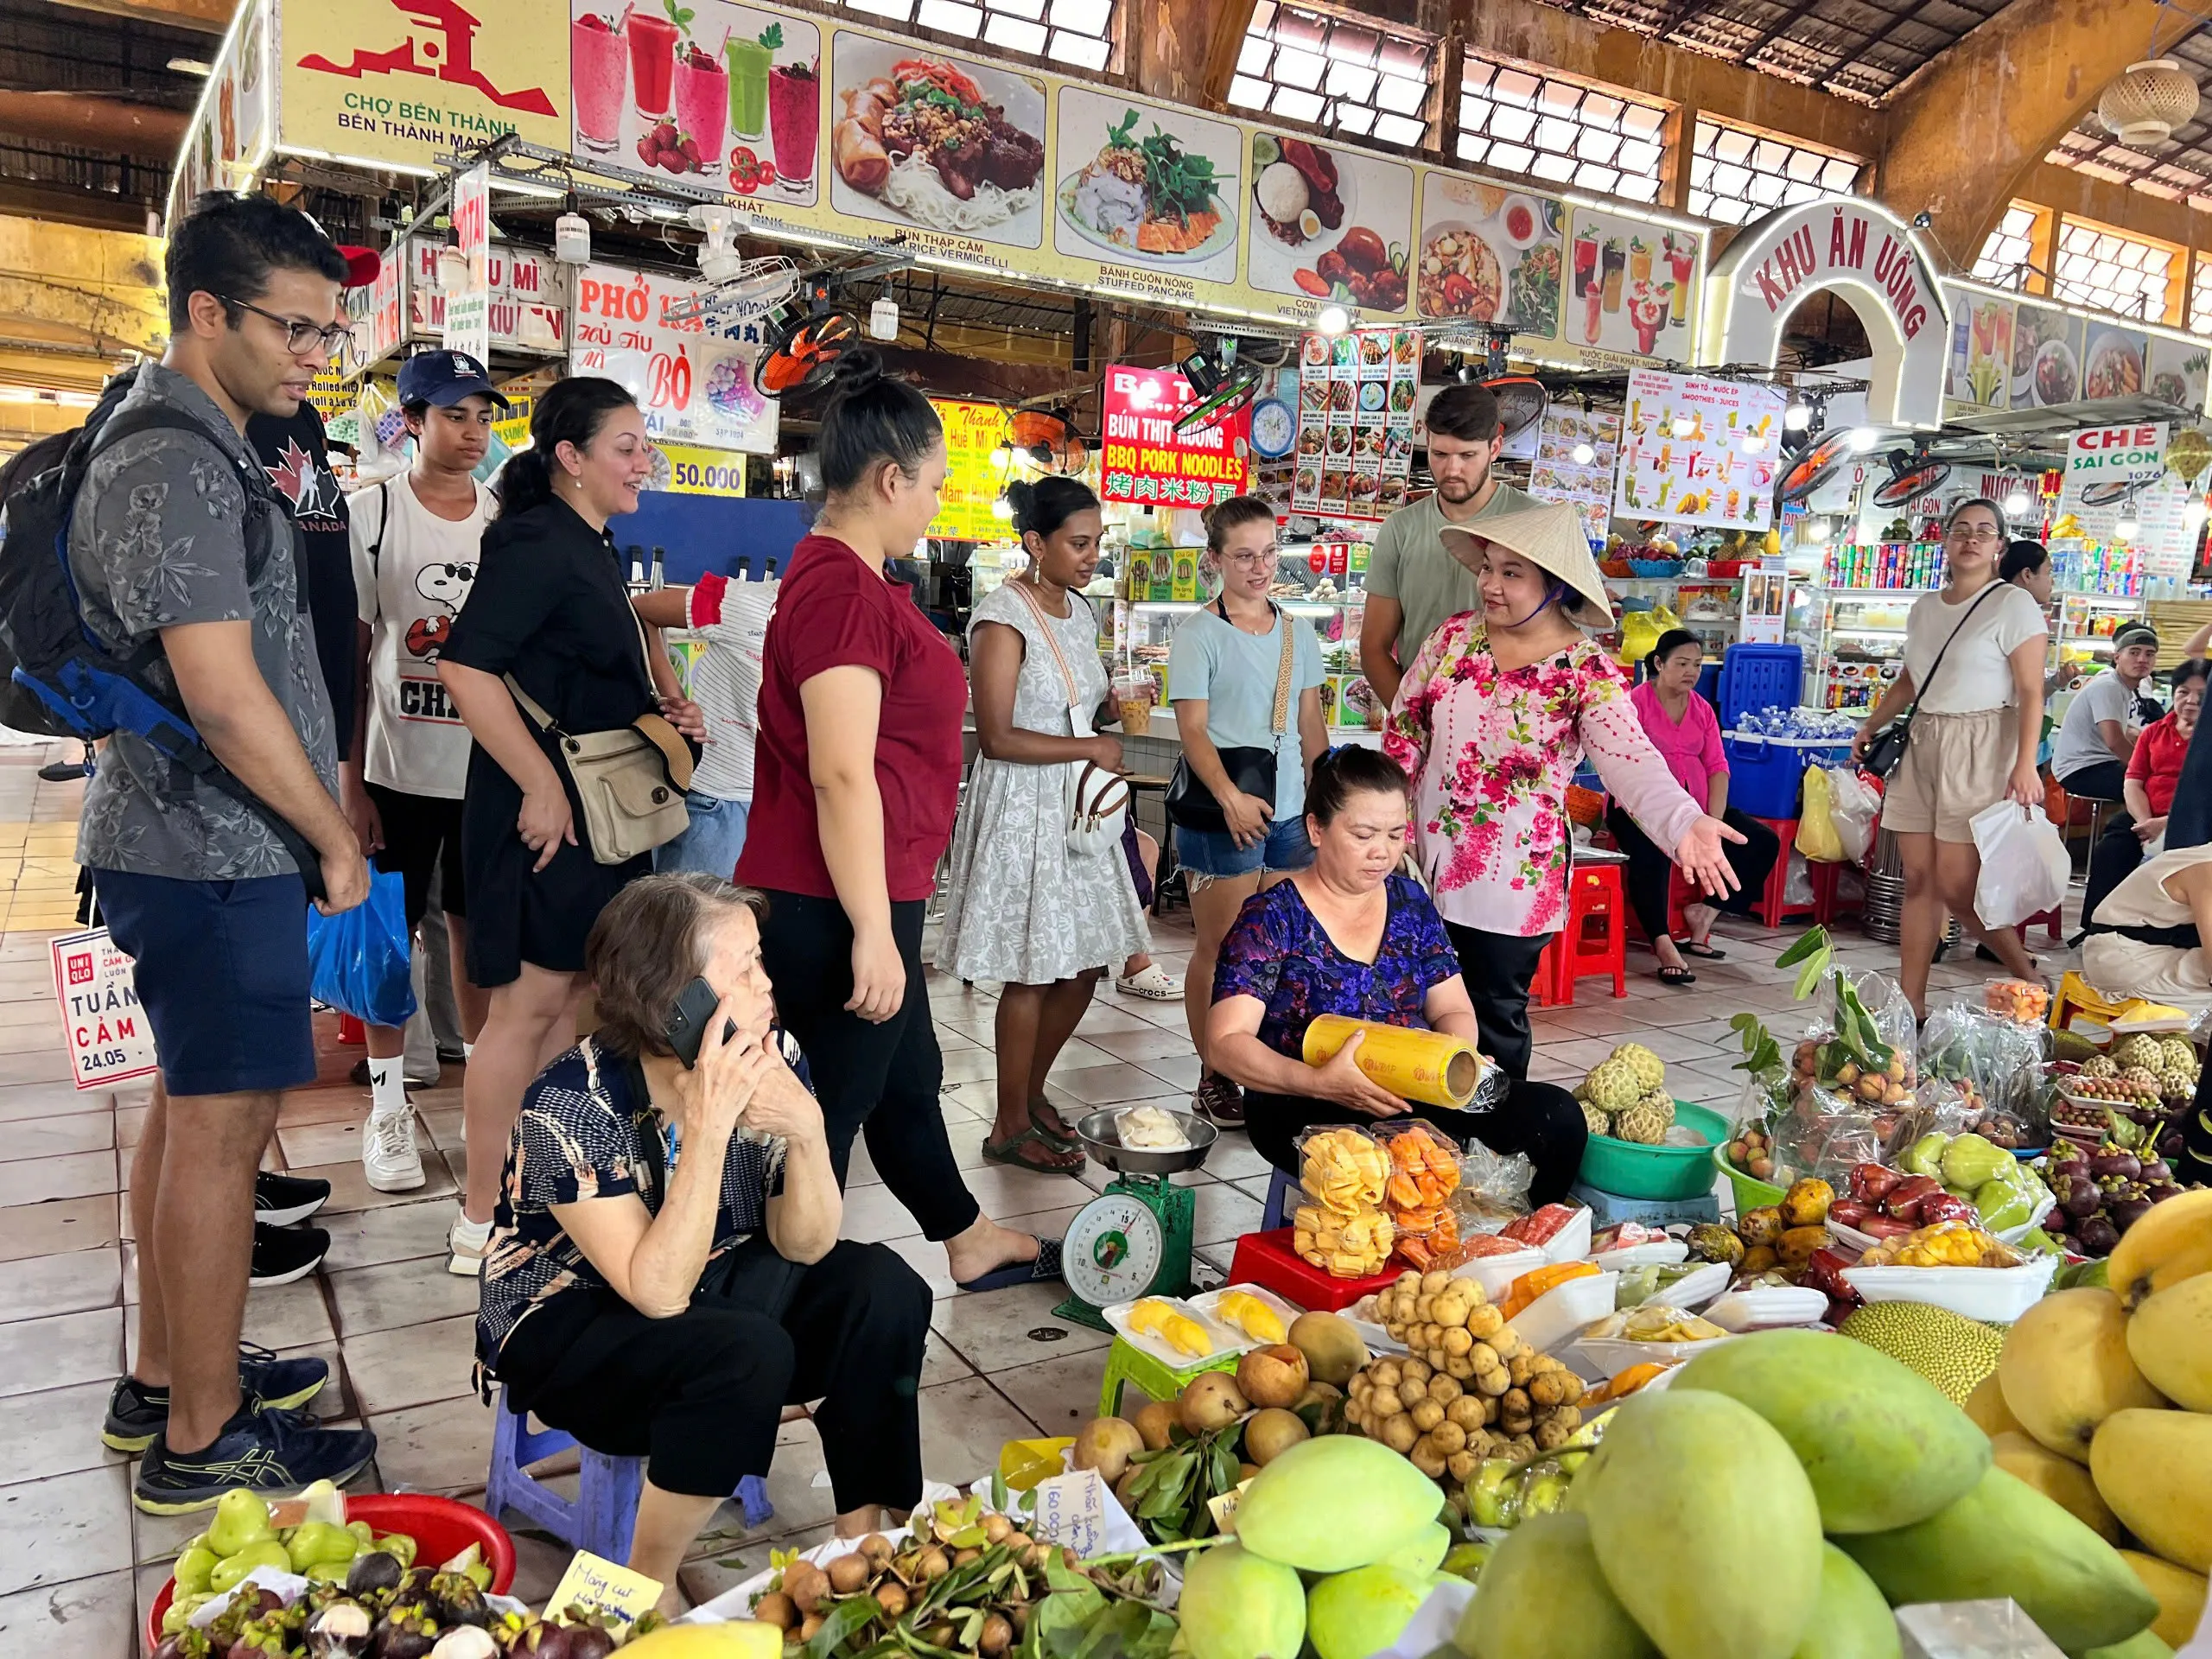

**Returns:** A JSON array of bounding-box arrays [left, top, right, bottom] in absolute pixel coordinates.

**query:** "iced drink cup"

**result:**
[[726, 36, 770, 139], [572, 16, 626, 153], [626, 10, 677, 119], [673, 50, 728, 167], [1602, 242, 1625, 313], [1114, 675, 1154, 736], [1666, 244, 1695, 323], [769, 62, 819, 193]]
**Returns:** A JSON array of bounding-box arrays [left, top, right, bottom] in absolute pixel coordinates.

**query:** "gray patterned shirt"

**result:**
[[68, 362, 338, 879]]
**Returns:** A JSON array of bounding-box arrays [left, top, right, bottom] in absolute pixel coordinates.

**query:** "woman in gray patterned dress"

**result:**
[[936, 479, 1151, 1172]]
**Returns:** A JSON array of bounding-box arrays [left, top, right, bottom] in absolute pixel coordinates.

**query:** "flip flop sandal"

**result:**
[[1657, 965, 1698, 987], [1028, 1098, 1082, 1154], [1678, 942, 1727, 960], [983, 1125, 1083, 1173], [956, 1236, 1065, 1294]]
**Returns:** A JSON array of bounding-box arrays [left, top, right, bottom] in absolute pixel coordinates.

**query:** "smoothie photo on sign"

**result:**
[[572, 10, 626, 153], [626, 3, 678, 119]]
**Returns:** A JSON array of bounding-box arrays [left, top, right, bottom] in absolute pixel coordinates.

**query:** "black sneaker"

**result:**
[[250, 1223, 329, 1287], [133, 1406, 375, 1515], [253, 1170, 330, 1228], [100, 1344, 328, 1454], [1192, 1072, 1245, 1128]]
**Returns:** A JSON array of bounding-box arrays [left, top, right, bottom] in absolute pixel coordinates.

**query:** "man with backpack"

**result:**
[[60, 193, 375, 1510]]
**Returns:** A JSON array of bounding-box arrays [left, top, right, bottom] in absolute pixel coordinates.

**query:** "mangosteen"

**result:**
[[2060, 1179, 2100, 1219], [2112, 1194, 2156, 1231], [505, 1625, 570, 1658], [2141, 1157, 2175, 1184], [427, 1571, 490, 1628], [429, 1628, 500, 1659], [307, 1601, 373, 1659], [2078, 1213, 2122, 1255], [563, 1626, 616, 1659], [372, 1602, 440, 1659], [347, 1552, 404, 1599]]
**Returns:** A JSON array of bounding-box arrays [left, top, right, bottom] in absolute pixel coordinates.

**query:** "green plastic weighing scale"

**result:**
[[1054, 1108, 1218, 1332]]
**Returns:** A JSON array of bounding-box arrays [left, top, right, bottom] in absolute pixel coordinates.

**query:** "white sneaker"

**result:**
[[448, 1212, 493, 1277], [361, 1109, 424, 1193]]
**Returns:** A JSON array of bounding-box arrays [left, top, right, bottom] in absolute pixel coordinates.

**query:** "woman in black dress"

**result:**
[[437, 378, 702, 1275]]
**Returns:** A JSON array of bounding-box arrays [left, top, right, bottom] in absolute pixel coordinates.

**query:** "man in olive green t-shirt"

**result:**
[[1360, 381, 1535, 709]]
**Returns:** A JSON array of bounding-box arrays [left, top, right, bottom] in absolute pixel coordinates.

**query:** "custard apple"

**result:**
[[1611, 1101, 1669, 1144], [1586, 1058, 1642, 1115], [2081, 1054, 2120, 1080], [1610, 1042, 1666, 1094], [2114, 1033, 2164, 1071], [2160, 1036, 2196, 1072], [1580, 1100, 1611, 1137], [1634, 1090, 1675, 1128]]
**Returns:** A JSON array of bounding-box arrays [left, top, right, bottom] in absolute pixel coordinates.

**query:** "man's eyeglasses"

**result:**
[[221, 296, 353, 357], [1945, 523, 2002, 545]]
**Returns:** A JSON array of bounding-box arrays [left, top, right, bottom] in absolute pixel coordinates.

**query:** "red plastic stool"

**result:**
[[1620, 865, 1696, 946], [1807, 860, 1853, 925], [337, 1014, 367, 1046], [2020, 903, 2064, 944], [1752, 818, 1817, 928], [1544, 863, 1629, 1007]]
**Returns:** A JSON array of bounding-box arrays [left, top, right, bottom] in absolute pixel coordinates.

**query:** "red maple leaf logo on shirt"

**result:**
[[264, 438, 338, 522]]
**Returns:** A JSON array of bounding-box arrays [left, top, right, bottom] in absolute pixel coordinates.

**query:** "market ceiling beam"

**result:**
[[0, 90, 189, 161], [1123, 0, 1258, 108], [0, 178, 158, 234], [38, 0, 231, 31], [1879, 0, 2212, 270]]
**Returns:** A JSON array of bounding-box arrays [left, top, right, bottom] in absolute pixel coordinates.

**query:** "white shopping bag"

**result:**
[[1826, 767, 1880, 864], [1969, 800, 2069, 930]]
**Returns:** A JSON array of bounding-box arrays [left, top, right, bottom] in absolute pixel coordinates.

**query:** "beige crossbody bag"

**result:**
[[505, 609, 694, 864]]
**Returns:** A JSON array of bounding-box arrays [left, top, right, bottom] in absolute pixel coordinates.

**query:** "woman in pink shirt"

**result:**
[[1613, 631, 1782, 986], [1385, 505, 1743, 1077]]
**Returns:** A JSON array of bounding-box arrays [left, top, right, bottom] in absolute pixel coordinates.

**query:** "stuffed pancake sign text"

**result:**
[[1101, 366, 1250, 506], [49, 928, 157, 1090]]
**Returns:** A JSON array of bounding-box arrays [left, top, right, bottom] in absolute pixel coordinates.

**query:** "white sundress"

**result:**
[[934, 581, 1151, 984]]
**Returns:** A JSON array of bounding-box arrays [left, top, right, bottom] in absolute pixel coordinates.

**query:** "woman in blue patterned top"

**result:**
[[476, 873, 929, 1611], [1207, 747, 1589, 1205]]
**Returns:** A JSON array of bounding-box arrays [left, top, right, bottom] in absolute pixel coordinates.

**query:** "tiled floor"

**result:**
[[0, 739, 2069, 1655]]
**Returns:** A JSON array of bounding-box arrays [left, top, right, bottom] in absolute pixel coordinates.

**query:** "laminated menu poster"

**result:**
[[1529, 406, 1622, 548], [2060, 421, 2203, 579], [1613, 370, 1785, 532], [1292, 326, 1421, 522]]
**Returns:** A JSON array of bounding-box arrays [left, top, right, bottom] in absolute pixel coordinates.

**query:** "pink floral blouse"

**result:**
[[1383, 618, 1706, 937]]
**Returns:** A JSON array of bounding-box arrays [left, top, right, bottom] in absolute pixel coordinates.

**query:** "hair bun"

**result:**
[[827, 346, 886, 396], [1005, 479, 1037, 524]]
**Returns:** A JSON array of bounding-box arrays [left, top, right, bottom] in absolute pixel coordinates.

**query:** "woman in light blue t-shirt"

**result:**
[[1166, 496, 1329, 1127]]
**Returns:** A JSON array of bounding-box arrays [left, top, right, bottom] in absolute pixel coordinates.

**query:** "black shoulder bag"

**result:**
[[1861, 582, 2004, 780], [1165, 599, 1298, 833]]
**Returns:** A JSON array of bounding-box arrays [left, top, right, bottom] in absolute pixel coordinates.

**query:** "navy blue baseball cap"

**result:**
[[397, 350, 509, 408]]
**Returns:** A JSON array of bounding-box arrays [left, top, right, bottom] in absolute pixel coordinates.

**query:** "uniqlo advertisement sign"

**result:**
[[1099, 365, 1251, 507], [49, 928, 158, 1090]]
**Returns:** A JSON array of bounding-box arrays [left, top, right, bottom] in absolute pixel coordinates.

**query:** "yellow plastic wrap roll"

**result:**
[[1300, 1015, 1482, 1109]]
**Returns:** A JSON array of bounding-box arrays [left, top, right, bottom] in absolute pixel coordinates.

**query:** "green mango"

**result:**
[[1838, 1468, 2158, 1656], [206, 1488, 275, 1557], [1899, 1133, 1948, 1179], [284, 1520, 357, 1573], [1179, 1542, 1306, 1659], [2083, 1632, 2174, 1659], [1307, 1563, 1433, 1659], [1454, 1513, 1656, 1659], [207, 1538, 290, 1594], [1381, 1522, 1450, 1578], [1236, 1436, 1442, 1573], [1940, 1133, 2009, 1192], [169, 1546, 218, 1597], [1789, 1544, 1901, 1659]]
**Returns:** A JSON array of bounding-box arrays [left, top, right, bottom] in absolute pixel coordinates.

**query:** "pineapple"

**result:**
[[1610, 1043, 1666, 1094]]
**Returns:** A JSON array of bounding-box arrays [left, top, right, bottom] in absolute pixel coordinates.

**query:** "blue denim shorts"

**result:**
[[655, 792, 751, 879], [95, 868, 315, 1098], [1174, 815, 1316, 884]]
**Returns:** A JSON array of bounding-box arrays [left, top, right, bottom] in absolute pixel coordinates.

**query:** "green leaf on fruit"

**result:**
[[1774, 925, 1828, 968]]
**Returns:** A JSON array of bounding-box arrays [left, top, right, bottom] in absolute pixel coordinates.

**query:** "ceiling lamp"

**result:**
[[2098, 59, 2200, 146]]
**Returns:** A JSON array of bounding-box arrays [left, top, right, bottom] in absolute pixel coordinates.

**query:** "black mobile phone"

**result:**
[[666, 975, 737, 1069]]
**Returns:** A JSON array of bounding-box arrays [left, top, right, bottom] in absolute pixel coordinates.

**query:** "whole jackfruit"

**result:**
[[1840, 1301, 2005, 1405], [2082, 1055, 2120, 1080], [1581, 1100, 1611, 1137], [1611, 1102, 1669, 1145], [2115, 1034, 2164, 1071], [1586, 1058, 1641, 1115], [1611, 1043, 1666, 1093]]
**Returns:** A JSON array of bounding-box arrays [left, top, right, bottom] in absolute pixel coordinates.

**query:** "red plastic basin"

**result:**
[[143, 1493, 515, 1653]]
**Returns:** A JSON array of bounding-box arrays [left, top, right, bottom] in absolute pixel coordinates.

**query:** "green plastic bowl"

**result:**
[[1577, 1100, 1730, 1201], [1714, 1146, 1788, 1215]]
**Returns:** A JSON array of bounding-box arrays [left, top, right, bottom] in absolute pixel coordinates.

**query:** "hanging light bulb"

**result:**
[[1803, 517, 1833, 544], [1848, 428, 1880, 454], [1314, 303, 1351, 337], [1783, 401, 1812, 432], [1571, 442, 1596, 466], [1670, 416, 1694, 438], [2117, 515, 2140, 538], [2003, 486, 2033, 518]]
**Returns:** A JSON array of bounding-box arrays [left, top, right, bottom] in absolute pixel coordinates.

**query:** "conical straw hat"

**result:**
[[1438, 502, 1612, 629]]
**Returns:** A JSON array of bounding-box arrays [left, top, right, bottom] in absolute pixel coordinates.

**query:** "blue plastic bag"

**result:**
[[304, 868, 417, 1027]]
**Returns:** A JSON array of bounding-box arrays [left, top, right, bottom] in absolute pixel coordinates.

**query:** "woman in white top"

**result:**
[[1851, 498, 2049, 1017], [935, 478, 1150, 1172]]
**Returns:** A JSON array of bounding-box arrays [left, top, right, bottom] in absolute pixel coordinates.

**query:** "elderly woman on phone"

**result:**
[[1206, 747, 1590, 1205], [474, 874, 930, 1609]]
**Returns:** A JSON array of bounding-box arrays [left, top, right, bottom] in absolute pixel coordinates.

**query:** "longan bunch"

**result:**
[[1344, 1270, 1590, 1481]]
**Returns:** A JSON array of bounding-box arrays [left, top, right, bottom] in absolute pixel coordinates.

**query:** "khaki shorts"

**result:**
[[1879, 707, 2020, 843]]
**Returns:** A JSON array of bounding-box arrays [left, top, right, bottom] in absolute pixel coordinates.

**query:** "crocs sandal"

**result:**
[[1116, 963, 1184, 1000], [983, 1125, 1083, 1173], [956, 1236, 1065, 1294]]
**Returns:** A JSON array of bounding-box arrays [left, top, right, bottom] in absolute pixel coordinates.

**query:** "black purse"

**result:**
[[1861, 582, 2001, 780], [1166, 599, 1299, 833]]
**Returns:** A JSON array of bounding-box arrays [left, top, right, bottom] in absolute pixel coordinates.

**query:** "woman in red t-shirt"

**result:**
[[2085, 657, 2209, 925], [735, 352, 1055, 1292]]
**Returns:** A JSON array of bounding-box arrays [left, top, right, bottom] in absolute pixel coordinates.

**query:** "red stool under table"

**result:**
[[1752, 817, 1817, 929], [1543, 863, 1629, 1007]]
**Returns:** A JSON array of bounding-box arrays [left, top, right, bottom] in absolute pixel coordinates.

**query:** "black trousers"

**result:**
[[2171, 716, 2212, 851], [2061, 759, 2128, 804], [1442, 922, 1550, 1081], [498, 1237, 930, 1507], [757, 890, 981, 1243], [1245, 1082, 1590, 1210], [2083, 813, 2145, 928], [1607, 806, 1781, 944]]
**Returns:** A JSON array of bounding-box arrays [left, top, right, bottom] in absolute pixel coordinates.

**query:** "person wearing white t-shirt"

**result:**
[[2051, 625, 2161, 803], [340, 351, 505, 1191], [630, 569, 778, 876], [1851, 498, 2050, 1018]]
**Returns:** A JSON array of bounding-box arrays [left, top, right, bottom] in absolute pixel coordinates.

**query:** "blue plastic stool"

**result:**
[[485, 1389, 773, 1560], [1261, 1166, 1295, 1232]]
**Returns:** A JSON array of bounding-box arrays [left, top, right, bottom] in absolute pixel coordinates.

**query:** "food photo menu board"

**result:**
[[1529, 406, 1624, 548], [1247, 131, 1414, 321], [1414, 174, 1566, 339], [1614, 369, 1786, 531], [1054, 86, 1243, 292], [1292, 327, 1420, 522], [1943, 285, 2208, 417]]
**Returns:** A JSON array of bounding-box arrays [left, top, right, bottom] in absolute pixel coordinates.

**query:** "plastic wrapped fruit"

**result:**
[[1855, 1219, 2024, 1268]]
